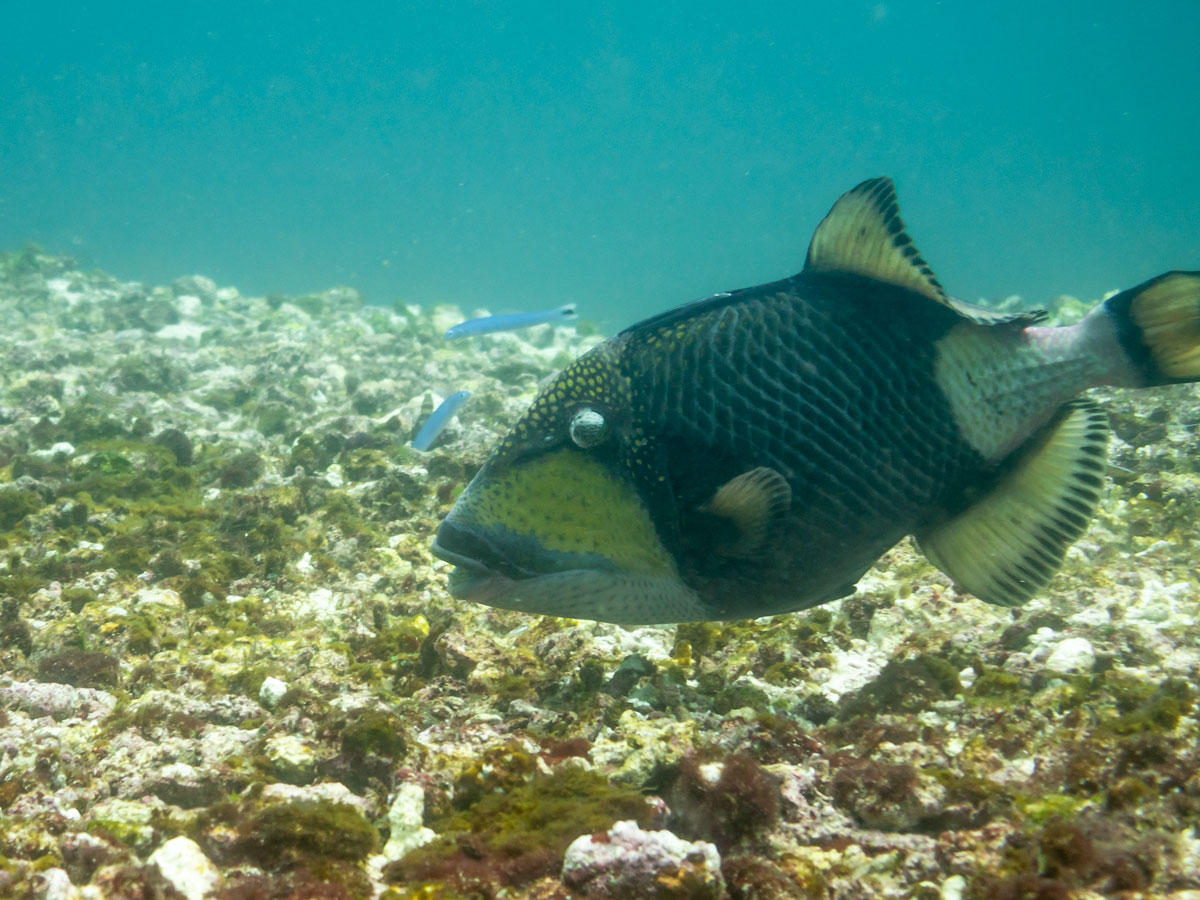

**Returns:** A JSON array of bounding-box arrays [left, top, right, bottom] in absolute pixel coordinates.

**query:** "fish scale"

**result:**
[[621, 276, 983, 610], [632, 279, 970, 510]]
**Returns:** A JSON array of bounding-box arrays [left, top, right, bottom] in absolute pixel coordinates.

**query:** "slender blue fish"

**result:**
[[444, 303, 577, 340], [412, 390, 471, 451]]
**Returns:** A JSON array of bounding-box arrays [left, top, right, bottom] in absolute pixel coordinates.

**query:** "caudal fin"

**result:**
[[1104, 271, 1200, 384]]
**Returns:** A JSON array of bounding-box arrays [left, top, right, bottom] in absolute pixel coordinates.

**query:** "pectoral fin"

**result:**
[[916, 400, 1109, 607], [700, 467, 792, 559]]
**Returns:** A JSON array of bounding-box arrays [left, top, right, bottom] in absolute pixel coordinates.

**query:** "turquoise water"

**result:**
[[3, 1, 1197, 329]]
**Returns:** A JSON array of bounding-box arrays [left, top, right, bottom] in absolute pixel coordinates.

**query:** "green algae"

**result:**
[[86, 816, 153, 851], [673, 619, 769, 660], [253, 401, 291, 436], [712, 681, 772, 715], [216, 450, 264, 488], [385, 887, 476, 900], [237, 800, 379, 864], [50, 401, 130, 444], [153, 427, 194, 466], [839, 652, 962, 717], [319, 491, 386, 548], [0, 488, 42, 530], [1103, 675, 1193, 735], [0, 599, 33, 656], [289, 431, 344, 474], [35, 649, 120, 689], [387, 766, 655, 889], [226, 664, 275, 701], [1, 429, 304, 606], [340, 709, 407, 759], [451, 742, 540, 809], [968, 670, 1025, 705], [762, 661, 807, 684], [1015, 793, 1095, 825], [575, 657, 606, 694], [359, 614, 430, 681]]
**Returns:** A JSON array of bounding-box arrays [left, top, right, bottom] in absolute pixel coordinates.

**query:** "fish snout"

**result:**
[[432, 517, 535, 580]]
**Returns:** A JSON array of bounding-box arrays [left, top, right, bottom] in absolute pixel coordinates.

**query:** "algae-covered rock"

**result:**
[[384, 766, 655, 893], [562, 820, 723, 900], [1, 253, 1199, 898], [237, 799, 380, 864]]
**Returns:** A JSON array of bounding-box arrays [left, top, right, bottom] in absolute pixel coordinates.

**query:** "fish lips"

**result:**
[[432, 516, 711, 624], [431, 517, 616, 602], [431, 533, 567, 610], [432, 519, 540, 581]]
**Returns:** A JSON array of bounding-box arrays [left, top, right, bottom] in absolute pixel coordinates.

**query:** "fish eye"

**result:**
[[568, 408, 607, 448]]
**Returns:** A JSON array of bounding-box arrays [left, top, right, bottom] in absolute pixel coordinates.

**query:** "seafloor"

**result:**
[[0, 246, 1198, 900]]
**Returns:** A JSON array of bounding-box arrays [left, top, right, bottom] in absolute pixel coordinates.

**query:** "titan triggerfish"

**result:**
[[432, 177, 1200, 624]]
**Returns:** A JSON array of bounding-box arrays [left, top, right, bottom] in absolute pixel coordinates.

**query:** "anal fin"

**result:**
[[916, 400, 1109, 607]]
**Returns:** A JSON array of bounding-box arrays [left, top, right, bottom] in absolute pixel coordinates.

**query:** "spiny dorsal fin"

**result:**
[[700, 466, 792, 558], [805, 176, 949, 305], [916, 399, 1109, 607]]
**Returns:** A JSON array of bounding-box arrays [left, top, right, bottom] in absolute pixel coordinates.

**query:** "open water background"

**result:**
[[3, 1, 1198, 329]]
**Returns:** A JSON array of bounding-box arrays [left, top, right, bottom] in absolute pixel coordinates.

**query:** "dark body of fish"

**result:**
[[433, 178, 1200, 624], [620, 271, 980, 614]]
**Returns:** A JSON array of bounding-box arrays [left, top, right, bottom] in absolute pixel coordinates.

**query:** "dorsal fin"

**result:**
[[804, 176, 950, 305]]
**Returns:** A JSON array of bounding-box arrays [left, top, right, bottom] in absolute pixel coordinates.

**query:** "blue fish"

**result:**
[[444, 303, 577, 340], [412, 390, 471, 451]]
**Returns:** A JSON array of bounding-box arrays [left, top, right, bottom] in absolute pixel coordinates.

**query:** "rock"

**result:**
[[434, 631, 478, 678], [30, 867, 73, 900], [171, 275, 218, 303], [941, 874, 967, 900], [60, 831, 127, 885], [381, 782, 436, 861], [146, 762, 225, 808], [829, 759, 947, 831], [1044, 636, 1096, 674], [260, 781, 375, 817], [264, 732, 318, 784], [0, 679, 118, 722], [590, 709, 698, 784], [31, 441, 75, 460], [259, 676, 288, 708], [148, 835, 221, 900], [562, 819, 723, 899]]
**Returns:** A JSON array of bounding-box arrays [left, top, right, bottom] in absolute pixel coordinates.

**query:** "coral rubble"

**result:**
[[0, 247, 1198, 898]]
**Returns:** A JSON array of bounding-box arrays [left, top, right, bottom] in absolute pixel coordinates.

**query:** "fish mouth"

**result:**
[[432, 518, 710, 624], [431, 526, 569, 609], [432, 517, 612, 606], [431, 518, 543, 583]]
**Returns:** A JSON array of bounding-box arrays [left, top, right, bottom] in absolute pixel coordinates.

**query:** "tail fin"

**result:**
[[1104, 271, 1200, 385]]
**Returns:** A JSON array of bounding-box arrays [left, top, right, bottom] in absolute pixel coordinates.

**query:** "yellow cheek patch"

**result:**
[[463, 449, 676, 577]]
